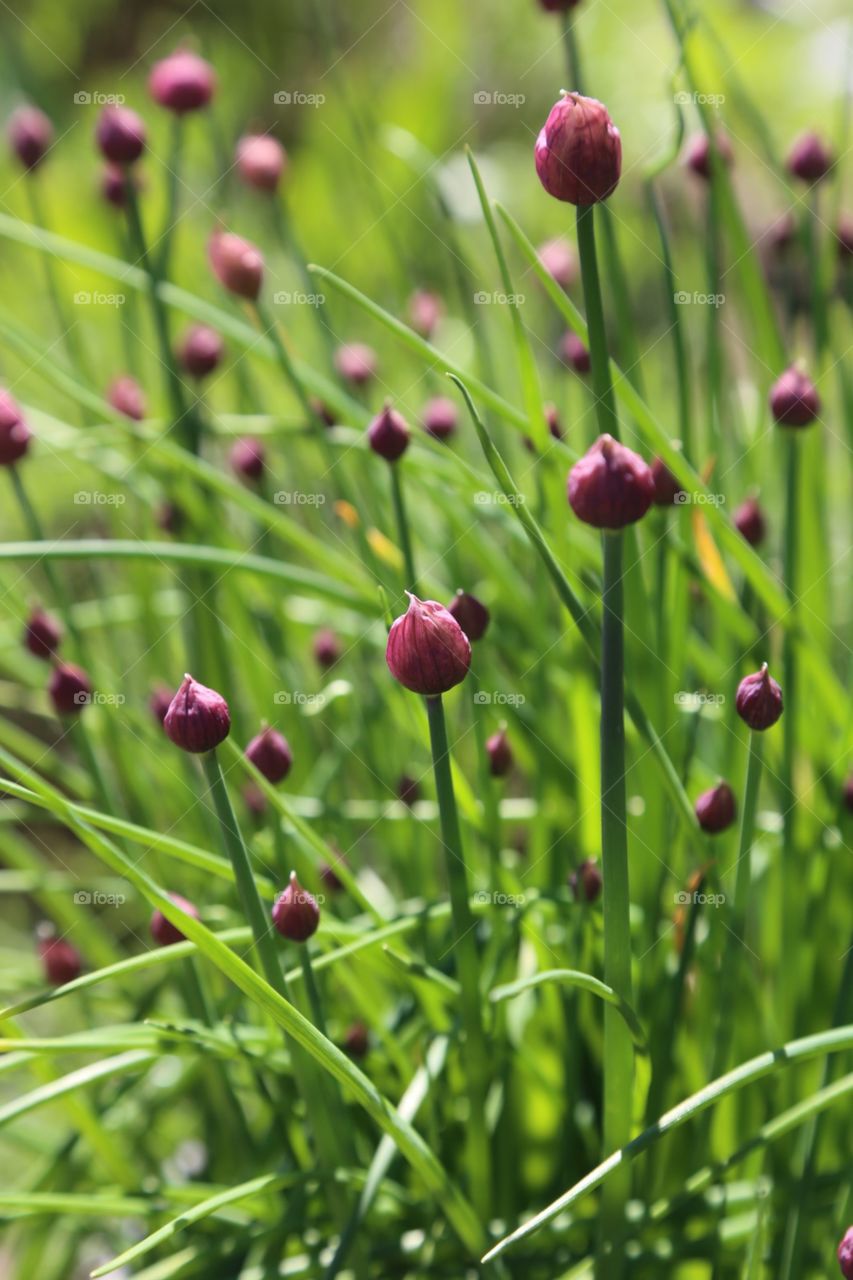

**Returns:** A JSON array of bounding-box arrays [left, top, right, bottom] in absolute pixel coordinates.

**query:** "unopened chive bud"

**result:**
[[245, 727, 292, 784], [177, 324, 224, 379], [107, 375, 146, 422], [95, 105, 146, 165], [48, 663, 91, 716], [163, 673, 231, 753], [272, 870, 319, 942], [150, 893, 199, 946], [447, 590, 490, 642], [407, 290, 443, 339], [838, 1226, 853, 1280], [734, 496, 766, 547], [569, 858, 602, 903], [24, 607, 62, 660], [344, 1022, 370, 1057], [208, 230, 264, 301], [683, 130, 733, 180], [149, 49, 216, 114], [421, 396, 458, 441], [735, 664, 783, 731], [149, 684, 173, 725], [386, 594, 471, 696], [368, 403, 410, 462], [559, 330, 590, 373], [313, 628, 342, 670], [37, 926, 82, 985], [229, 435, 265, 482], [537, 236, 577, 288], [568, 434, 655, 529], [535, 92, 621, 205], [236, 133, 287, 192], [769, 365, 820, 427], [786, 131, 833, 184], [8, 105, 53, 171], [0, 390, 31, 466], [100, 163, 141, 208], [397, 773, 421, 806], [650, 457, 684, 506], [486, 726, 513, 778], [334, 342, 377, 387], [694, 780, 736, 834]]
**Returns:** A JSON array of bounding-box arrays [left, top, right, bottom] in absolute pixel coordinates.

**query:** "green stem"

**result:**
[[781, 435, 798, 995], [647, 181, 692, 461], [576, 205, 620, 441], [389, 464, 417, 593], [424, 694, 490, 1220], [157, 116, 184, 282]]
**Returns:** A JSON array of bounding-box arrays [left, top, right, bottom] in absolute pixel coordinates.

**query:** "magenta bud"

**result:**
[[569, 858, 602, 903], [100, 163, 141, 208], [650, 457, 684, 507], [48, 663, 91, 716], [537, 236, 577, 288], [769, 365, 820, 427], [245, 727, 292, 784], [535, 92, 621, 205], [149, 684, 173, 725], [335, 342, 377, 386], [486, 727, 513, 778], [545, 403, 564, 440], [736, 664, 783, 731], [838, 1227, 853, 1280], [386, 594, 471, 696], [560, 331, 591, 374], [787, 131, 833, 184], [95, 105, 146, 165], [0, 390, 31, 466], [38, 932, 82, 986], [313, 628, 342, 670], [734, 496, 766, 547], [397, 773, 421, 806], [236, 133, 287, 192], [447, 590, 490, 642], [24, 607, 62, 660], [368, 403, 410, 462], [230, 436, 265, 482], [568, 434, 655, 529], [344, 1022, 369, 1057], [422, 396, 458, 441], [163, 673, 231, 752], [178, 325, 224, 379], [8, 105, 53, 171], [150, 893, 199, 947], [149, 50, 216, 114], [272, 871, 320, 942], [408, 290, 443, 339], [208, 230, 264, 301], [683, 131, 733, 181], [694, 781, 736, 834], [107, 375, 146, 422]]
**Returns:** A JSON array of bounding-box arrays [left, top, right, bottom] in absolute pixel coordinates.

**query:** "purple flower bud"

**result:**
[[107, 375, 146, 422], [769, 365, 820, 427], [368, 403, 410, 462], [486, 727, 513, 778], [843, 775, 853, 815], [569, 858, 602, 903], [177, 325, 224, 379], [208, 230, 264, 301], [386, 594, 471, 696], [538, 0, 582, 10], [8, 105, 53, 171], [694, 781, 736, 834], [736, 664, 783, 732], [408, 290, 443, 339], [0, 390, 31, 466], [734, 496, 766, 547], [545, 403, 564, 441], [560, 331, 591, 374], [230, 436, 265, 482], [344, 1022, 369, 1057], [837, 215, 853, 260], [95, 105, 146, 165], [320, 849, 348, 892], [24, 607, 62, 660], [149, 684, 173, 725], [38, 930, 82, 985], [535, 92, 621, 205], [838, 1227, 853, 1280], [163, 673, 231, 752], [272, 871, 320, 942], [765, 211, 797, 258], [334, 342, 377, 386], [236, 133, 287, 192], [537, 236, 577, 288], [48, 663, 91, 716], [447, 590, 490, 642], [150, 893, 199, 947], [313, 628, 342, 670], [422, 396, 458, 441], [650, 457, 684, 507], [683, 131, 733, 181], [397, 773, 421, 806], [787, 131, 833, 184], [568, 434, 655, 529], [245, 727, 292, 784], [243, 781, 267, 815], [149, 50, 216, 114], [100, 163, 141, 209]]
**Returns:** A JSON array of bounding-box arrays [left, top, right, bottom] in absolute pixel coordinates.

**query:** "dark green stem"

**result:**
[[576, 205, 620, 441], [157, 116, 184, 281], [389, 464, 417, 593]]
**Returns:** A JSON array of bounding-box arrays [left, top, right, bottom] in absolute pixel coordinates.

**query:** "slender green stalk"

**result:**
[[576, 205, 620, 442], [647, 181, 692, 461], [424, 694, 490, 1220], [157, 116, 184, 281], [388, 463, 417, 593], [780, 435, 799, 1013]]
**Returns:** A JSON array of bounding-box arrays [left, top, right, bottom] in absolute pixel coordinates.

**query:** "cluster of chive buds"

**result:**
[[21, 597, 94, 720]]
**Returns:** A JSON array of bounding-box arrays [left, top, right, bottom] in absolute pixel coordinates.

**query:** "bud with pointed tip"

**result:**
[[151, 893, 199, 946], [208, 231, 264, 301], [769, 365, 820, 427], [535, 92, 621, 205], [163, 674, 231, 752], [422, 396, 458, 441], [8, 106, 53, 171], [313, 628, 341, 670], [0, 390, 31, 466], [838, 1227, 853, 1280], [651, 457, 684, 506], [569, 858, 602, 903], [368, 403, 410, 462], [107, 375, 146, 422], [236, 134, 287, 192], [736, 664, 783, 731], [149, 50, 216, 114], [38, 930, 82, 985], [386, 594, 471, 696], [24, 607, 62, 660], [734, 496, 766, 547], [178, 325, 224, 379], [272, 871, 319, 942], [48, 663, 91, 716], [245, 727, 292, 784], [683, 131, 733, 181], [537, 236, 577, 288], [787, 131, 833, 184], [486, 727, 513, 777], [568, 434, 655, 529], [695, 781, 736, 834], [95, 105, 146, 165], [230, 436, 265, 481], [408, 290, 442, 339], [447, 590, 490, 642], [334, 342, 377, 386], [560, 331, 591, 373]]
